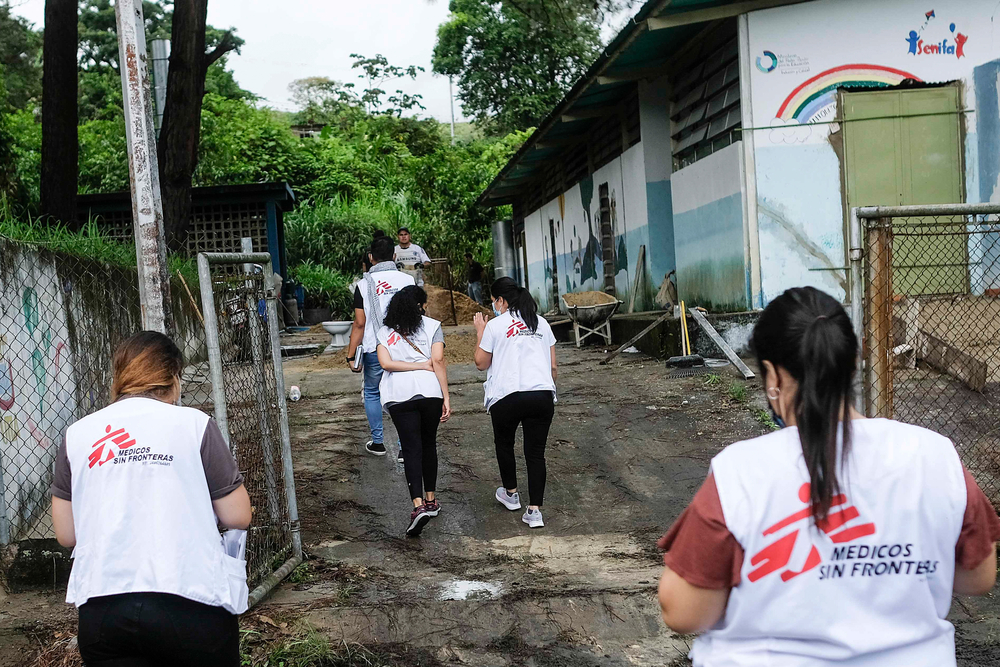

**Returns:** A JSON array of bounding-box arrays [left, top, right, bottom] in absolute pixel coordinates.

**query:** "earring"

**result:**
[[766, 388, 780, 401]]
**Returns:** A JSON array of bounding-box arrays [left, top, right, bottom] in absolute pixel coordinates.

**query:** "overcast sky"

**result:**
[[10, 0, 468, 122]]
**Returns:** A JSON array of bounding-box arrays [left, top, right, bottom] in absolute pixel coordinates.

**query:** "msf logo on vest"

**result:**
[[748, 483, 876, 583], [375, 280, 393, 295], [88, 424, 137, 468], [387, 332, 402, 346], [506, 321, 529, 338]]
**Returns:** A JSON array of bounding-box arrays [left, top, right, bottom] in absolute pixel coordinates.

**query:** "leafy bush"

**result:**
[[290, 260, 353, 319]]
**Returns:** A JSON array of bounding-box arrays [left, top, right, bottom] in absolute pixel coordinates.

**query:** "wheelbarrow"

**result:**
[[561, 292, 623, 348]]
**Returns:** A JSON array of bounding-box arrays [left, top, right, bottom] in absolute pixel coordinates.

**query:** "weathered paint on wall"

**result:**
[[671, 142, 749, 311], [639, 75, 677, 301], [747, 0, 1000, 304], [0, 240, 204, 543], [522, 144, 656, 313]]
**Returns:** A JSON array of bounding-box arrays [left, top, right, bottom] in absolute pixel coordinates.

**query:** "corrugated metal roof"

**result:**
[[478, 0, 810, 207]]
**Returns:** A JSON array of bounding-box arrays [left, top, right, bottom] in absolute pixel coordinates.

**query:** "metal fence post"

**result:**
[[849, 207, 865, 413], [866, 217, 894, 419], [197, 253, 230, 440], [115, 0, 172, 334], [262, 263, 302, 559], [241, 239, 281, 521]]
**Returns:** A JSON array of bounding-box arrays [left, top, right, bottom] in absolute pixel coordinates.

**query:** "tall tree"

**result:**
[[157, 0, 240, 250], [40, 0, 78, 226], [0, 3, 42, 111], [432, 0, 602, 135]]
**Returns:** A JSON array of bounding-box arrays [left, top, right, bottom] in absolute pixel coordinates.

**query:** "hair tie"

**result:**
[[816, 315, 828, 321]]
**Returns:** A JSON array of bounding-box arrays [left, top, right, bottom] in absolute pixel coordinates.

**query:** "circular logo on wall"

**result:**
[[756, 50, 778, 73]]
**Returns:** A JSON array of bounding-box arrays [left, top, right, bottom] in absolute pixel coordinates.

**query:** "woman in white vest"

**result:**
[[50, 332, 251, 666], [657, 287, 1000, 666], [474, 277, 557, 529], [376, 286, 451, 537]]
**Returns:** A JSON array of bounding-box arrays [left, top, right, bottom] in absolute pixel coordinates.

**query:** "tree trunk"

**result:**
[[157, 0, 208, 252], [40, 0, 78, 227], [157, 0, 238, 252]]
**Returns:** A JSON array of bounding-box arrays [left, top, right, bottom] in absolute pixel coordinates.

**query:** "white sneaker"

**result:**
[[495, 487, 521, 511], [522, 508, 544, 528]]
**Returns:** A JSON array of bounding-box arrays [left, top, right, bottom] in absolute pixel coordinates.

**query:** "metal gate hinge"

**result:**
[[849, 248, 863, 261]]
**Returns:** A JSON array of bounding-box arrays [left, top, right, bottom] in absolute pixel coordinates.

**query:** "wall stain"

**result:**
[[758, 200, 848, 294]]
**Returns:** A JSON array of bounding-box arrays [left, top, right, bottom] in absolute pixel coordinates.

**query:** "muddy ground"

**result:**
[[4, 335, 1000, 666]]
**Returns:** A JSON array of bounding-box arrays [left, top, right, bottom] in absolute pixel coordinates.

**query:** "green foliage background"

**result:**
[[0, 0, 539, 319]]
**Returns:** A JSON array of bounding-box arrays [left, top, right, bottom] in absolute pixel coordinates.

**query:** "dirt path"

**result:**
[[5, 338, 1000, 665]]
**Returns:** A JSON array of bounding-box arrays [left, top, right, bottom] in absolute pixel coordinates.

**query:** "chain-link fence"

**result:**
[[0, 235, 299, 604], [854, 204, 1000, 508], [197, 251, 301, 605], [0, 235, 208, 587]]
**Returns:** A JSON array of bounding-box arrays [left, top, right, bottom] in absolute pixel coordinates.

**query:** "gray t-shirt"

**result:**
[[51, 398, 243, 502]]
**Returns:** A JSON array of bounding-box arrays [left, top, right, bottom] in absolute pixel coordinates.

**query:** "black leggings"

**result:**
[[387, 397, 443, 501], [78, 592, 239, 666], [490, 390, 555, 507]]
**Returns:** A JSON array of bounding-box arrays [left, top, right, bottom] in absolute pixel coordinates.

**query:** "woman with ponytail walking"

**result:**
[[474, 277, 557, 529], [656, 287, 1000, 666], [376, 286, 450, 537]]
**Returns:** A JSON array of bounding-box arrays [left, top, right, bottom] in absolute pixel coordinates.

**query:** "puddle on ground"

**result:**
[[438, 579, 503, 601]]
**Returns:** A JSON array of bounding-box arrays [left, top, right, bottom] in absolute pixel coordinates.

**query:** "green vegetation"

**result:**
[[241, 629, 400, 667], [727, 382, 748, 403], [290, 262, 352, 317], [704, 374, 778, 431], [0, 202, 198, 285]]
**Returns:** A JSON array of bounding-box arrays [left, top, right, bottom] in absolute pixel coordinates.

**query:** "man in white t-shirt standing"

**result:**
[[394, 227, 432, 287]]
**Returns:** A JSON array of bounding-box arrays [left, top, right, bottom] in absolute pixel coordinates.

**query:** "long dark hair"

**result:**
[[490, 277, 538, 333], [383, 286, 427, 337], [111, 331, 184, 401], [751, 287, 857, 522]]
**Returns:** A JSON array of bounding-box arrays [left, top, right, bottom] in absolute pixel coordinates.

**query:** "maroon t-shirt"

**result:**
[[659, 468, 1000, 589]]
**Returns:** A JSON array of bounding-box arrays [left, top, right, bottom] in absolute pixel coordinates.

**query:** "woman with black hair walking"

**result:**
[[474, 277, 557, 529], [656, 286, 1000, 666], [376, 286, 450, 537]]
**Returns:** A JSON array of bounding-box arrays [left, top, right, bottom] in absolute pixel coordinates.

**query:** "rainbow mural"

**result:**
[[776, 64, 922, 122]]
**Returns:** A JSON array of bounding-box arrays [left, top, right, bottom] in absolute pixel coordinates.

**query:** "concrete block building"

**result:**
[[479, 0, 1000, 313]]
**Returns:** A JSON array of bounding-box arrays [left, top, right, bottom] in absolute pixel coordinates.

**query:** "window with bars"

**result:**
[[670, 26, 741, 171]]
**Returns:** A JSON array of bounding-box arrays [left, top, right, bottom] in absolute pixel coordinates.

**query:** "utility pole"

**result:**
[[449, 75, 456, 145], [115, 0, 173, 335]]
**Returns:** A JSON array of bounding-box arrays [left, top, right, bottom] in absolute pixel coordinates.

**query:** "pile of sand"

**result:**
[[424, 284, 491, 325], [562, 290, 617, 308]]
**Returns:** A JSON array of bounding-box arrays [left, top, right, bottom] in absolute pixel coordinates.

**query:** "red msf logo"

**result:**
[[506, 321, 528, 338], [748, 483, 876, 583], [375, 280, 392, 295], [387, 332, 401, 346], [89, 424, 137, 468]]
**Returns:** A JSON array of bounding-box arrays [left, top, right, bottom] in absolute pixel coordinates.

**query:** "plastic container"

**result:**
[[289, 386, 301, 402]]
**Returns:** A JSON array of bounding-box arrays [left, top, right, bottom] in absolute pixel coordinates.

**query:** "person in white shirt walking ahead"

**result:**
[[657, 287, 1000, 667], [394, 227, 432, 286], [376, 286, 451, 537], [347, 236, 415, 457], [50, 332, 252, 667], [474, 277, 557, 529]]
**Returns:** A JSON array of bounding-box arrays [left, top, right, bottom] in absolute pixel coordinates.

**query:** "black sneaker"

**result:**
[[365, 440, 387, 456], [424, 499, 441, 516], [406, 504, 432, 537]]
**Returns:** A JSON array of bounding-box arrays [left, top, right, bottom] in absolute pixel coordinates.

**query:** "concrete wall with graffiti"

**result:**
[[671, 142, 749, 312], [520, 144, 655, 313], [0, 240, 204, 544], [746, 0, 1000, 304]]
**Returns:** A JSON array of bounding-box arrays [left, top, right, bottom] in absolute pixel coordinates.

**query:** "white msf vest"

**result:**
[[376, 317, 444, 406], [360, 267, 415, 353], [694, 419, 966, 667], [64, 398, 247, 614]]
